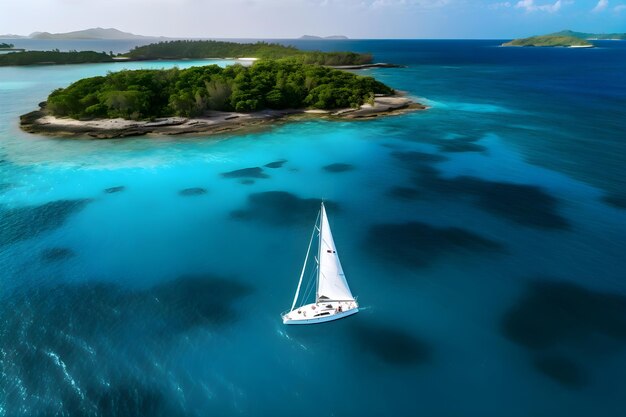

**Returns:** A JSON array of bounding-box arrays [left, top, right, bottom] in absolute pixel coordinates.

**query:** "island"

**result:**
[[0, 34, 27, 39], [299, 35, 349, 40], [0, 42, 14, 49], [503, 29, 626, 48], [550, 30, 626, 41], [29, 27, 162, 40], [1, 27, 162, 40], [0, 40, 373, 67], [20, 59, 424, 138], [123, 40, 371, 65], [0, 50, 114, 66], [502, 35, 593, 48]]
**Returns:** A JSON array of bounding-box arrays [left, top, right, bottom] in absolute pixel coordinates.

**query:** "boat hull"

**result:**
[[282, 301, 358, 325]]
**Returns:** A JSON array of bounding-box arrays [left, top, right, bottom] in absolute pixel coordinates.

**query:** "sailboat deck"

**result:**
[[282, 301, 358, 324]]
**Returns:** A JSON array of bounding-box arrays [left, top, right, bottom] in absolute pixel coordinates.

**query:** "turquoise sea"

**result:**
[[1, 39, 626, 416]]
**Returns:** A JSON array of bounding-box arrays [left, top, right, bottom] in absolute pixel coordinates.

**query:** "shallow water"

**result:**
[[1, 40, 626, 417]]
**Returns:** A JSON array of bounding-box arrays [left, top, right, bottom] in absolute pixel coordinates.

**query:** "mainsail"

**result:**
[[316, 203, 355, 302]]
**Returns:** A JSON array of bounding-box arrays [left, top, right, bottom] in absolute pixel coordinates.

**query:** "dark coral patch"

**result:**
[[533, 355, 588, 389], [0, 275, 250, 416], [178, 187, 207, 196], [92, 383, 173, 417], [391, 150, 448, 165], [104, 185, 126, 194], [322, 163, 355, 173], [403, 162, 569, 230], [603, 194, 626, 210], [148, 275, 252, 331], [41, 247, 75, 262], [364, 221, 502, 268], [453, 177, 569, 230], [501, 280, 626, 351], [221, 167, 268, 179], [0, 199, 91, 247], [104, 186, 126, 194], [239, 179, 255, 185], [264, 159, 287, 169], [231, 191, 337, 226], [350, 322, 431, 366], [437, 138, 487, 153], [0, 183, 14, 192], [387, 186, 421, 201]]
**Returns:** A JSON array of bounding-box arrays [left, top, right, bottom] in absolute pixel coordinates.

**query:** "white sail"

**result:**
[[316, 203, 355, 302]]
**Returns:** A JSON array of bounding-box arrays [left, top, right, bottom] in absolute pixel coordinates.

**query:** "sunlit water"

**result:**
[[1, 40, 626, 417]]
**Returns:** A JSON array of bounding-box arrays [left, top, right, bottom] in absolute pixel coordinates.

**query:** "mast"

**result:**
[[316, 202, 324, 303], [290, 210, 319, 312]]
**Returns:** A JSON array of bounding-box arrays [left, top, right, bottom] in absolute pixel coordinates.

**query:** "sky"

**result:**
[[2, 0, 626, 39]]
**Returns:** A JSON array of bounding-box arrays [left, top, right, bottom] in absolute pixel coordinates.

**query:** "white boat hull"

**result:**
[[282, 301, 358, 325]]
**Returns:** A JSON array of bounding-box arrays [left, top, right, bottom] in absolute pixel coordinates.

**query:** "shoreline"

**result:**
[[328, 62, 404, 69], [20, 95, 426, 139], [503, 45, 595, 48]]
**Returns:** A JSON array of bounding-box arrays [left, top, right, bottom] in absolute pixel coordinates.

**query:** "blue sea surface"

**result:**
[[1, 40, 626, 417]]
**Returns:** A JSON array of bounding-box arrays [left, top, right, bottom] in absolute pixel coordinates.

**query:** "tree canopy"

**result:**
[[0, 43, 14, 49], [46, 59, 393, 120], [0, 50, 113, 66], [502, 35, 592, 47], [125, 40, 372, 65], [0, 40, 372, 67]]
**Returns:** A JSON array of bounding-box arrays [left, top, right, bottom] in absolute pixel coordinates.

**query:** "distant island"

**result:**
[[502, 29, 626, 48], [503, 34, 593, 48], [550, 30, 626, 40], [0, 40, 374, 67], [20, 59, 423, 138], [0, 43, 14, 49], [29, 27, 162, 40], [0, 34, 28, 39], [124, 40, 370, 65], [0, 50, 114, 66], [299, 35, 349, 40]]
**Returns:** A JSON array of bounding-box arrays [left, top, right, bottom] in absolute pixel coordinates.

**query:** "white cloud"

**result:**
[[489, 2, 512, 9], [614, 4, 626, 12], [515, 0, 563, 12], [592, 0, 608, 12], [369, 0, 452, 8], [312, 0, 452, 6]]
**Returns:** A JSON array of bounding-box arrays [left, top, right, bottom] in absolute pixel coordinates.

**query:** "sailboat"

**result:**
[[281, 202, 359, 325]]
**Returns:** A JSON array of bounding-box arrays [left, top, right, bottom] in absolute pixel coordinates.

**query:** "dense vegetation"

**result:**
[[0, 50, 113, 66], [503, 35, 592, 47], [0, 40, 372, 67], [125, 40, 372, 65], [46, 60, 393, 120], [0, 43, 14, 48], [550, 30, 626, 40]]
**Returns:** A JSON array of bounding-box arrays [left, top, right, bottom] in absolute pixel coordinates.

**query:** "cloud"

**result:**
[[515, 0, 562, 12], [614, 4, 626, 12], [592, 0, 608, 12], [311, 0, 450, 5], [489, 1, 512, 9], [369, 0, 452, 8]]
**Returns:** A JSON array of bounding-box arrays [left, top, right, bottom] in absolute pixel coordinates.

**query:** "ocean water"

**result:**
[[1, 40, 626, 417]]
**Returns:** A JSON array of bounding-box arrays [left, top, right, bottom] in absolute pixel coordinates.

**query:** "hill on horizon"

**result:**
[[550, 30, 626, 40], [299, 35, 349, 40], [28, 27, 164, 40]]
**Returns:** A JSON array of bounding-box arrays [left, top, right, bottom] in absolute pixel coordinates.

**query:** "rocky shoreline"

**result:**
[[329, 63, 405, 70], [20, 95, 426, 139]]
